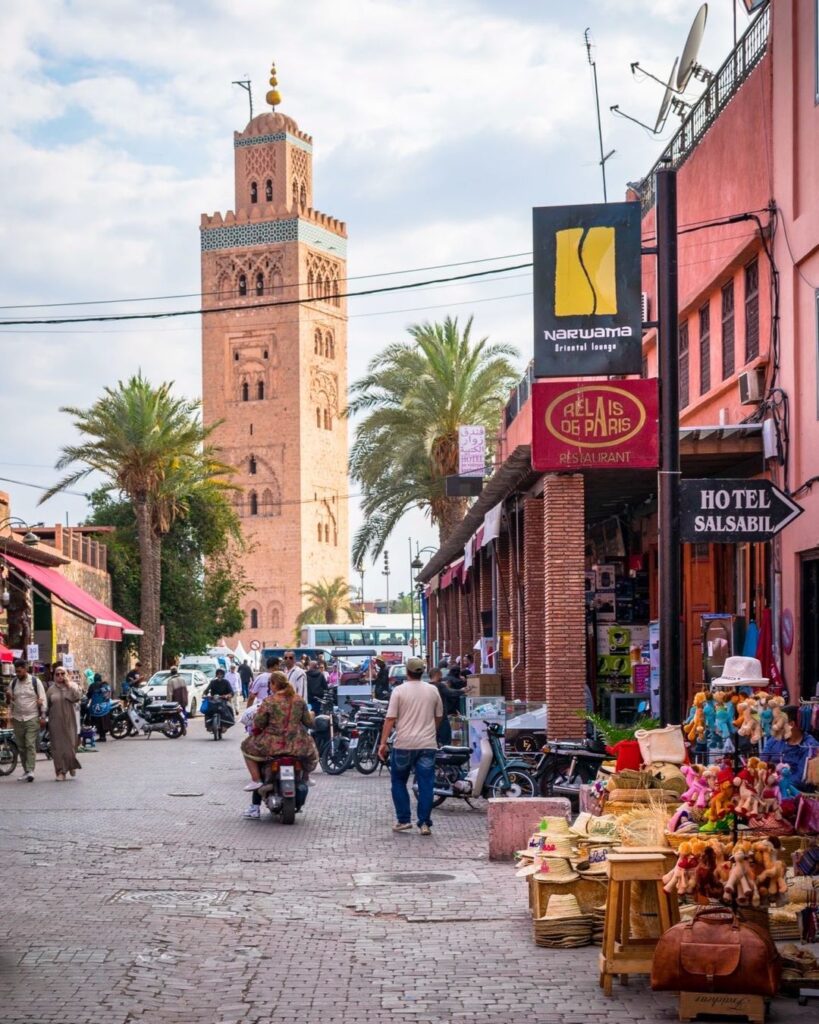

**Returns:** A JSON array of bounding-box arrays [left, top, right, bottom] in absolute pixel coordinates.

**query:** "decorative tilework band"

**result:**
[[234, 132, 313, 154], [201, 218, 346, 256]]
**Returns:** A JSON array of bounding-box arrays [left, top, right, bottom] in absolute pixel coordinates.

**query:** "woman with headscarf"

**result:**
[[240, 671, 318, 794], [47, 666, 83, 781]]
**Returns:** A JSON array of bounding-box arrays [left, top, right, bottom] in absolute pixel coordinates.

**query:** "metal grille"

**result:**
[[745, 259, 760, 362], [641, 6, 770, 213], [699, 303, 711, 395], [722, 280, 735, 380], [679, 321, 690, 409]]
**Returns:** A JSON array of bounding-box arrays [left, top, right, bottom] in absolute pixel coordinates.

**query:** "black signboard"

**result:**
[[680, 479, 804, 543], [533, 201, 643, 378], [445, 475, 483, 497]]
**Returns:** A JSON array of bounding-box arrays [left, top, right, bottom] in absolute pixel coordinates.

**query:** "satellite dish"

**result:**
[[677, 4, 708, 91], [654, 58, 679, 133]]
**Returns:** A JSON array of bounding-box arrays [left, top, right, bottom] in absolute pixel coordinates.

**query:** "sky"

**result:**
[[0, 0, 756, 600]]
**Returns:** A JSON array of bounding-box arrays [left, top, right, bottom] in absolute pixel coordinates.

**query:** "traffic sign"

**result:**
[[680, 479, 804, 543], [249, 639, 261, 651]]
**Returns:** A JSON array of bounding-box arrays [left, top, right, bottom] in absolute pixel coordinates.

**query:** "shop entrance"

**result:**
[[800, 552, 819, 699]]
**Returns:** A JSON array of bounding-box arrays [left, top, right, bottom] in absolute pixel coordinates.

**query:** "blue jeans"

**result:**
[[390, 748, 437, 828]]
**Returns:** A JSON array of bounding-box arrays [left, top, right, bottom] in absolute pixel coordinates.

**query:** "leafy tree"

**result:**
[[346, 316, 518, 563], [296, 577, 357, 634], [86, 488, 246, 663], [40, 374, 233, 672]]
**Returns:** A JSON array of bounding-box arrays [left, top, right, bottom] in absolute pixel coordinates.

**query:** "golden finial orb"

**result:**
[[266, 63, 281, 109]]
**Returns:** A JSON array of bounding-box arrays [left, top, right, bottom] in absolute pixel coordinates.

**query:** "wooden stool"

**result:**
[[598, 851, 679, 997]]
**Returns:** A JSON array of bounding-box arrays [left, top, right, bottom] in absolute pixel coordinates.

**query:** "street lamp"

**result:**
[[0, 517, 41, 547], [410, 542, 436, 656]]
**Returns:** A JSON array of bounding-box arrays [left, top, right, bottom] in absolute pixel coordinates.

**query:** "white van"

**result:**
[[178, 655, 221, 680]]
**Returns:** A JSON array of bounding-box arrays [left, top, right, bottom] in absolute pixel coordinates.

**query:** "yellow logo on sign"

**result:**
[[554, 226, 617, 317]]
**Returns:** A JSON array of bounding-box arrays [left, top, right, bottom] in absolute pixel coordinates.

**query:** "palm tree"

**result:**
[[296, 577, 357, 633], [40, 373, 233, 672], [346, 315, 519, 563]]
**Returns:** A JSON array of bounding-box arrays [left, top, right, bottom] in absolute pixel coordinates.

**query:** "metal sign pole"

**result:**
[[656, 165, 682, 727]]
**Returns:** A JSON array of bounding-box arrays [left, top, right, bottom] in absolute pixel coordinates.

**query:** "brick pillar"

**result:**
[[505, 508, 525, 700], [457, 580, 470, 665], [496, 532, 512, 695], [523, 497, 546, 701], [542, 474, 586, 740]]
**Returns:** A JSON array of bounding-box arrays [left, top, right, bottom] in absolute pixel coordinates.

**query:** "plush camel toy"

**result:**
[[680, 763, 711, 808], [769, 696, 792, 741], [713, 691, 735, 742], [685, 692, 708, 744], [752, 839, 788, 902], [733, 765, 762, 818], [736, 699, 763, 745], [724, 842, 759, 906], [757, 694, 774, 739], [663, 841, 697, 896]]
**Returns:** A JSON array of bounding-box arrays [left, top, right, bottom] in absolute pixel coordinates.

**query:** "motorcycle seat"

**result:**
[[438, 745, 471, 755]]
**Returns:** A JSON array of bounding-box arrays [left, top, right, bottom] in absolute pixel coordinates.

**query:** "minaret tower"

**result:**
[[201, 65, 348, 645]]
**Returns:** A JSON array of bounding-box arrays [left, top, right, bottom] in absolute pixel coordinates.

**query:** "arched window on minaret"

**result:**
[[265, 179, 273, 202], [307, 271, 314, 298], [257, 380, 265, 401], [324, 524, 330, 543], [314, 329, 322, 356], [249, 491, 258, 516], [255, 272, 264, 296], [300, 182, 307, 210], [250, 182, 258, 204], [317, 275, 325, 300], [317, 523, 323, 543], [292, 179, 299, 209], [324, 408, 331, 430], [238, 273, 247, 296], [325, 331, 334, 359], [316, 407, 322, 428], [241, 381, 249, 402], [250, 608, 259, 629], [249, 456, 257, 476], [332, 273, 340, 307]]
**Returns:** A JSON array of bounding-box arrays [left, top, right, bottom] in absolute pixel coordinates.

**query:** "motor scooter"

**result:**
[[203, 695, 235, 740], [115, 687, 186, 739], [257, 756, 308, 824], [420, 722, 538, 807]]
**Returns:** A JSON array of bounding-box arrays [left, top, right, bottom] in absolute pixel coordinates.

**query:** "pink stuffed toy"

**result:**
[[680, 763, 711, 809]]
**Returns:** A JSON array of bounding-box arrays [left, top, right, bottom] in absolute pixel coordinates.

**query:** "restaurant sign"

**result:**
[[533, 201, 643, 377], [531, 379, 659, 471]]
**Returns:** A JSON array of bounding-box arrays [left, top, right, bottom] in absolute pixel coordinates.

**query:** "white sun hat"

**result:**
[[710, 655, 769, 688]]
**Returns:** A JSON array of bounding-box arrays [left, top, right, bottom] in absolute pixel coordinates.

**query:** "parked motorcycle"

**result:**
[[422, 722, 538, 807], [349, 703, 386, 775], [109, 700, 134, 739], [0, 729, 19, 776], [111, 687, 186, 739], [312, 694, 354, 775], [538, 737, 609, 805], [203, 695, 234, 741], [257, 755, 308, 824]]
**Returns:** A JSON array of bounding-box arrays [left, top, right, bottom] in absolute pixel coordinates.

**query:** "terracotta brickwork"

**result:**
[[522, 497, 545, 701], [542, 475, 586, 740], [201, 111, 349, 647]]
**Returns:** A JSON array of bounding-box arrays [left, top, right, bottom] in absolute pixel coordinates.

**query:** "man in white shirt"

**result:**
[[10, 660, 46, 782], [247, 657, 278, 708], [225, 665, 241, 712], [378, 657, 442, 836], [283, 650, 307, 702]]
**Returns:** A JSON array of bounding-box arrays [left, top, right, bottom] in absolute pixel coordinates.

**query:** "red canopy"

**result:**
[[2, 553, 142, 641]]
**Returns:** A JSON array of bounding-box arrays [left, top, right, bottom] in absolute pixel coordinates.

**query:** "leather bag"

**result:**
[[651, 906, 781, 996]]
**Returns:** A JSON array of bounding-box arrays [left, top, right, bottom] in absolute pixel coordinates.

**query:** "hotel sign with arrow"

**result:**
[[680, 479, 804, 543]]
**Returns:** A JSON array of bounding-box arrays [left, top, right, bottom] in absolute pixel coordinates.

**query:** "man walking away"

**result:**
[[11, 660, 46, 782], [238, 659, 253, 701], [283, 650, 308, 702], [378, 657, 442, 836], [247, 658, 276, 709], [372, 657, 390, 701], [306, 660, 328, 714]]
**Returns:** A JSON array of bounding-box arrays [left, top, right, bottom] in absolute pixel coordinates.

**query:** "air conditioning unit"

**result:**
[[641, 292, 650, 324], [738, 368, 763, 405]]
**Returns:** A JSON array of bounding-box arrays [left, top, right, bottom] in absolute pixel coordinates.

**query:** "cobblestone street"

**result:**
[[0, 723, 813, 1023]]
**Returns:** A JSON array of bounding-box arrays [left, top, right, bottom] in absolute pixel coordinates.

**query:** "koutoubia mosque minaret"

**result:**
[[201, 64, 349, 647]]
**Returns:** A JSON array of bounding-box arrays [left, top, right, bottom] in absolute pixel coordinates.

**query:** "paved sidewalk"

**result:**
[[0, 721, 813, 1023]]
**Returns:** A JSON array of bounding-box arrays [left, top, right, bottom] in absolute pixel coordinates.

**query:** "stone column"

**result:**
[[523, 497, 546, 701]]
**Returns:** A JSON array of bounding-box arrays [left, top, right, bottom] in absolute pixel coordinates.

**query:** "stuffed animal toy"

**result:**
[[757, 694, 774, 739], [708, 837, 732, 889], [713, 691, 735, 742], [736, 699, 763, 745], [663, 841, 697, 896], [684, 692, 707, 744], [752, 839, 787, 903], [776, 762, 801, 801], [734, 766, 762, 818], [770, 696, 792, 741], [680, 763, 711, 808], [758, 762, 782, 814], [702, 694, 717, 735], [723, 842, 758, 906]]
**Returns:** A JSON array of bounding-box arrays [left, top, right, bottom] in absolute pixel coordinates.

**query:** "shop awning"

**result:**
[[440, 559, 464, 590], [2, 553, 142, 641]]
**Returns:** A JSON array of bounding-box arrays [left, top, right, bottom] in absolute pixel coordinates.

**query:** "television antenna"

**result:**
[[232, 78, 253, 121], [584, 28, 615, 203], [676, 4, 711, 91]]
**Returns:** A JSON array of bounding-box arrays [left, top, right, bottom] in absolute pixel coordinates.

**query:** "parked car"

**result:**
[[178, 656, 220, 680], [144, 669, 210, 717], [388, 664, 407, 686]]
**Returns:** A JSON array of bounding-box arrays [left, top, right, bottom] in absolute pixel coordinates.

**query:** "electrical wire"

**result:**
[[0, 263, 532, 326], [0, 250, 534, 311]]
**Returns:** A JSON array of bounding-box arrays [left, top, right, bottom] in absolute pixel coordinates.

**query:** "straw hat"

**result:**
[[573, 845, 611, 876], [571, 813, 619, 844], [532, 857, 579, 883], [542, 894, 586, 921], [517, 831, 575, 860], [710, 655, 769, 688], [535, 816, 572, 837]]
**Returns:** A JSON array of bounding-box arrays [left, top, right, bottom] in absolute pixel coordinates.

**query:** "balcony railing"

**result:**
[[640, 4, 770, 212]]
